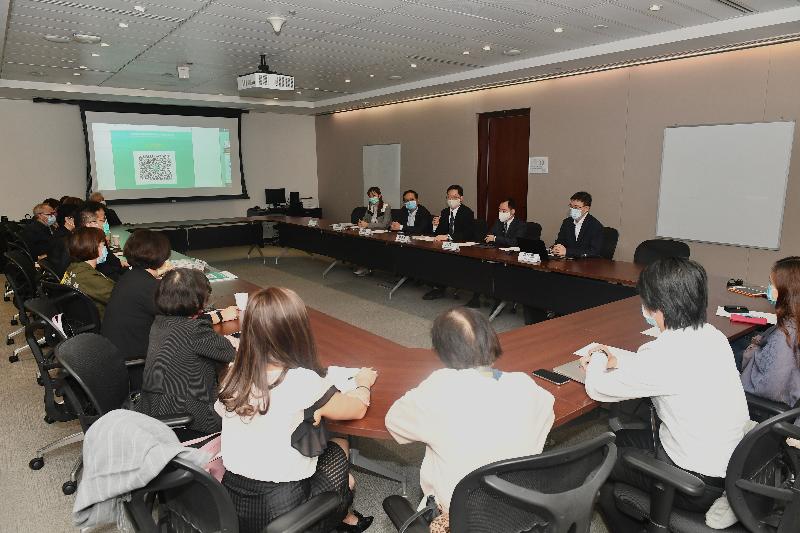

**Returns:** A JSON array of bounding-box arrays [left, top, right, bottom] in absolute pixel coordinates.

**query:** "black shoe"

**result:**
[[423, 288, 445, 300], [466, 295, 481, 308], [338, 510, 374, 532]]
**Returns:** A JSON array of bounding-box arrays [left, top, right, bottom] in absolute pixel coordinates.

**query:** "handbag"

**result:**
[[182, 432, 225, 482], [290, 386, 338, 457]]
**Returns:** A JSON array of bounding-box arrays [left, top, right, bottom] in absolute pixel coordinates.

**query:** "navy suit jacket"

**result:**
[[392, 204, 433, 235], [488, 217, 526, 247], [554, 213, 604, 258], [434, 205, 476, 242]]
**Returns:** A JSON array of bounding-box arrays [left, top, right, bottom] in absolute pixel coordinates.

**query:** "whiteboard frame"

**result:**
[[655, 120, 794, 251]]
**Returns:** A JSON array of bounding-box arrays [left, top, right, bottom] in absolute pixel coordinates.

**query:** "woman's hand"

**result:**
[[355, 367, 378, 388], [220, 305, 239, 322], [357, 220, 369, 228]]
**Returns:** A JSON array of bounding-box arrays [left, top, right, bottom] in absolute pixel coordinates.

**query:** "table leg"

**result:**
[[246, 243, 265, 264], [349, 446, 407, 496], [322, 260, 339, 279], [388, 276, 408, 300], [274, 247, 289, 265]]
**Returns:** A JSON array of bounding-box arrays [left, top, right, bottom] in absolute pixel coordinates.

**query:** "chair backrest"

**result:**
[[4, 250, 38, 316], [726, 407, 800, 532], [37, 257, 63, 283], [390, 208, 403, 221], [633, 239, 690, 266], [449, 432, 616, 533], [474, 219, 488, 241], [40, 281, 101, 335], [125, 456, 239, 533], [350, 206, 367, 224], [24, 296, 68, 350], [525, 222, 542, 240], [745, 391, 793, 423], [54, 333, 129, 430], [599, 227, 619, 260]]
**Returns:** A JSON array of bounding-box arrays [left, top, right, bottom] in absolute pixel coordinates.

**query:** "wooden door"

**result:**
[[477, 109, 530, 227]]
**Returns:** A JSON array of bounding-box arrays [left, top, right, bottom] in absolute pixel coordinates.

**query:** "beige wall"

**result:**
[[315, 41, 800, 282], [0, 99, 318, 223]]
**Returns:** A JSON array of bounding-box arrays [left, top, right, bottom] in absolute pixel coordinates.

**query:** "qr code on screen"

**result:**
[[133, 151, 178, 185]]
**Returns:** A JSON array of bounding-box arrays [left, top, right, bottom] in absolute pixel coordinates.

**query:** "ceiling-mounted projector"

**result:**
[[237, 55, 294, 92]]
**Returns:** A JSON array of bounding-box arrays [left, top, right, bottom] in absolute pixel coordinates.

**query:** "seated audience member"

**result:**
[[43, 197, 60, 211], [217, 287, 376, 533], [582, 258, 749, 528], [385, 307, 555, 528], [484, 198, 526, 247], [137, 268, 237, 439], [353, 186, 392, 276], [61, 227, 115, 318], [390, 189, 433, 235], [47, 202, 83, 276], [552, 191, 604, 258], [22, 202, 56, 258], [424, 185, 479, 306], [740, 256, 800, 408], [89, 191, 122, 226], [76, 201, 126, 281]]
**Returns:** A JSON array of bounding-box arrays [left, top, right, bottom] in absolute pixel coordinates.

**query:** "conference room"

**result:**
[[2, 1, 800, 532]]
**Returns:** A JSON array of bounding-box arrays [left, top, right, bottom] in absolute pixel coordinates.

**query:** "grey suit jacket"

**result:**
[[360, 203, 392, 229]]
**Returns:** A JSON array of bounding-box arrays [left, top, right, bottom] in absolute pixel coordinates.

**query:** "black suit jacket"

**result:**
[[554, 213, 604, 258], [489, 217, 526, 247], [102, 267, 158, 360], [435, 205, 476, 242], [392, 205, 433, 235], [22, 220, 53, 258], [105, 207, 122, 227]]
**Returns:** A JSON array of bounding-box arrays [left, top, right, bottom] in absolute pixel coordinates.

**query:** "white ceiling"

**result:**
[[1, 0, 800, 113]]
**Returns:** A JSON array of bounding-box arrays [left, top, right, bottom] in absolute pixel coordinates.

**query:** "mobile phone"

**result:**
[[532, 369, 571, 386], [724, 305, 749, 314]]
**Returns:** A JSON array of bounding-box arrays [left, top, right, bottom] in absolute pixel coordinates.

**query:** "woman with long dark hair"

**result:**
[[741, 256, 800, 408], [216, 287, 376, 533]]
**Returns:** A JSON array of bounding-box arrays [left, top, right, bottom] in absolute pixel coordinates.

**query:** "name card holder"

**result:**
[[307, 219, 319, 227], [442, 241, 460, 252], [395, 234, 410, 244], [517, 252, 541, 264], [358, 228, 373, 236], [331, 223, 347, 231]]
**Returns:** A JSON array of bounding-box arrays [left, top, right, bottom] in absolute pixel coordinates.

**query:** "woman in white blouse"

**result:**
[[581, 258, 749, 529], [385, 307, 555, 528], [215, 287, 377, 533]]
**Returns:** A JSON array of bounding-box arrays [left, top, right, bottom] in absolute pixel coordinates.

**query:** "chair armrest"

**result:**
[[623, 450, 705, 497], [263, 491, 340, 533], [154, 413, 194, 428], [382, 495, 430, 533], [124, 358, 146, 368], [745, 392, 790, 418]]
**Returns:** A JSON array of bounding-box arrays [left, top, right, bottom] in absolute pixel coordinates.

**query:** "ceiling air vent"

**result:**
[[712, 0, 755, 13], [407, 55, 481, 69]]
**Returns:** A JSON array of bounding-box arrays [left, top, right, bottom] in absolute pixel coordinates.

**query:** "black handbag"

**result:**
[[290, 385, 338, 457]]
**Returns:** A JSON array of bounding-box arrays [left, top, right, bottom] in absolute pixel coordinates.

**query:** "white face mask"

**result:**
[[498, 211, 511, 223], [447, 198, 461, 209]]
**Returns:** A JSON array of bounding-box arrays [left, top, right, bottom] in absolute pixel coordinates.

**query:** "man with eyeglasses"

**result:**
[[22, 202, 57, 259], [76, 201, 128, 280], [551, 191, 604, 259]]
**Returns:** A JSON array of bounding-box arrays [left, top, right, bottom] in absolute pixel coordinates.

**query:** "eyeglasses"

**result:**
[[568, 204, 585, 209]]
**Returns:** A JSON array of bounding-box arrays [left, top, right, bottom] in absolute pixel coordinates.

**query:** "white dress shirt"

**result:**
[[385, 368, 555, 511], [406, 207, 417, 228], [574, 213, 586, 240], [584, 324, 749, 477]]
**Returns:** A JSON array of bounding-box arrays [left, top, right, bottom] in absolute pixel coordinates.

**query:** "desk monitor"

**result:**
[[265, 188, 286, 206], [289, 191, 301, 206], [517, 237, 548, 257]]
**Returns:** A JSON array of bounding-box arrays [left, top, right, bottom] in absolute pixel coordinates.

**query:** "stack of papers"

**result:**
[[327, 366, 359, 392], [371, 229, 388, 234], [715, 306, 776, 324], [500, 246, 521, 252], [455, 242, 479, 247], [411, 235, 436, 242], [206, 271, 238, 282]]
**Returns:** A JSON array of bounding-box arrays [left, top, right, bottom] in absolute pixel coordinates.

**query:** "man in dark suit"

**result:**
[[22, 202, 56, 258], [423, 185, 480, 306], [390, 189, 432, 236], [89, 192, 123, 226], [552, 191, 604, 258], [485, 198, 526, 247]]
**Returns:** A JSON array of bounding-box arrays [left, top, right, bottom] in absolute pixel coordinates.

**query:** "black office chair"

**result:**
[[599, 227, 619, 260], [124, 455, 341, 533], [474, 219, 488, 242], [525, 221, 543, 240], [31, 333, 188, 495], [391, 208, 404, 222], [602, 407, 800, 533], [38, 257, 63, 283], [4, 249, 39, 359], [744, 391, 796, 423], [384, 432, 617, 533], [633, 239, 690, 266], [40, 281, 102, 336], [351, 206, 367, 225]]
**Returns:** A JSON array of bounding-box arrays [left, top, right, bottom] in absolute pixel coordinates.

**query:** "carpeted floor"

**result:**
[[0, 245, 611, 532]]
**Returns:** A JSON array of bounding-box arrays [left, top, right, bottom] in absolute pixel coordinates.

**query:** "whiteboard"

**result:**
[[363, 144, 401, 206], [656, 121, 794, 249]]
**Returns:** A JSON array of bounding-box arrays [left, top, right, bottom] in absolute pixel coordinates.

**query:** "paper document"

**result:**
[[206, 271, 238, 282], [500, 246, 521, 252], [327, 366, 359, 392], [371, 229, 388, 234], [573, 343, 637, 359], [411, 235, 436, 241], [715, 306, 776, 324], [455, 242, 478, 247], [641, 326, 660, 337]]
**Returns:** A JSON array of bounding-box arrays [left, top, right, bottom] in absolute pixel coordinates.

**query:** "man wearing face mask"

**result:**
[[485, 198, 526, 247], [89, 191, 123, 226], [551, 191, 604, 259], [391, 189, 432, 236], [22, 203, 57, 259], [76, 202, 127, 281]]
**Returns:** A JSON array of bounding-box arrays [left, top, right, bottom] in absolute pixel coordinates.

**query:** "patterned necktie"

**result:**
[[449, 211, 455, 237]]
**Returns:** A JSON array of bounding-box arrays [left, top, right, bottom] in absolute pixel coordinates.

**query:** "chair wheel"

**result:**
[[9, 355, 18, 363], [62, 481, 77, 495], [10, 319, 18, 326], [6, 338, 14, 345], [29, 457, 44, 470]]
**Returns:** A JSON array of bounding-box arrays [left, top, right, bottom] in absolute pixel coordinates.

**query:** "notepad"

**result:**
[[205, 271, 238, 282], [715, 306, 776, 325]]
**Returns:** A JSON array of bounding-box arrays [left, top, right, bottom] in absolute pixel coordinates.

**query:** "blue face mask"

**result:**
[[102, 221, 110, 234], [569, 207, 583, 221], [767, 284, 777, 306], [641, 305, 658, 328], [45, 214, 56, 226], [405, 200, 417, 211], [98, 245, 108, 264]]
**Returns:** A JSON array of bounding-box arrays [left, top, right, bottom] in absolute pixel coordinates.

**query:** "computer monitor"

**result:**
[[289, 191, 301, 206], [265, 188, 286, 206]]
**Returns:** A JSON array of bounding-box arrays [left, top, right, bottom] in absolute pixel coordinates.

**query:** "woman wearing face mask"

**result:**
[[356, 186, 392, 230], [740, 257, 800, 409], [61, 226, 116, 319]]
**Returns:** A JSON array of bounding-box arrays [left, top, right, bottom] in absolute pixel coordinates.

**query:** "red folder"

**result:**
[[730, 314, 768, 325]]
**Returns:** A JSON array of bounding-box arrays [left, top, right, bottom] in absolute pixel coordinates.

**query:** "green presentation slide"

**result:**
[[93, 124, 233, 191]]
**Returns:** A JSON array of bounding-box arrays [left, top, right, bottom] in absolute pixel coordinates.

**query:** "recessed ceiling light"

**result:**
[[410, 63, 417, 68], [79, 65, 87, 69], [553, 27, 564, 33], [218, 93, 224, 95], [133, 5, 146, 12], [314, 86, 319, 90], [44, 34, 72, 43], [273, 97, 279, 100], [482, 44, 491, 51], [91, 53, 100, 57], [139, 87, 145, 90], [649, 4, 661, 10], [100, 42, 110, 47], [503, 49, 521, 56], [66, 82, 72, 85], [73, 72, 81, 76], [345, 78, 351, 83], [369, 74, 374, 78], [73, 33, 102, 44], [462, 50, 470, 55], [389, 74, 402, 80], [296, 90, 301, 94], [593, 24, 608, 29], [118, 22, 129, 28]]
